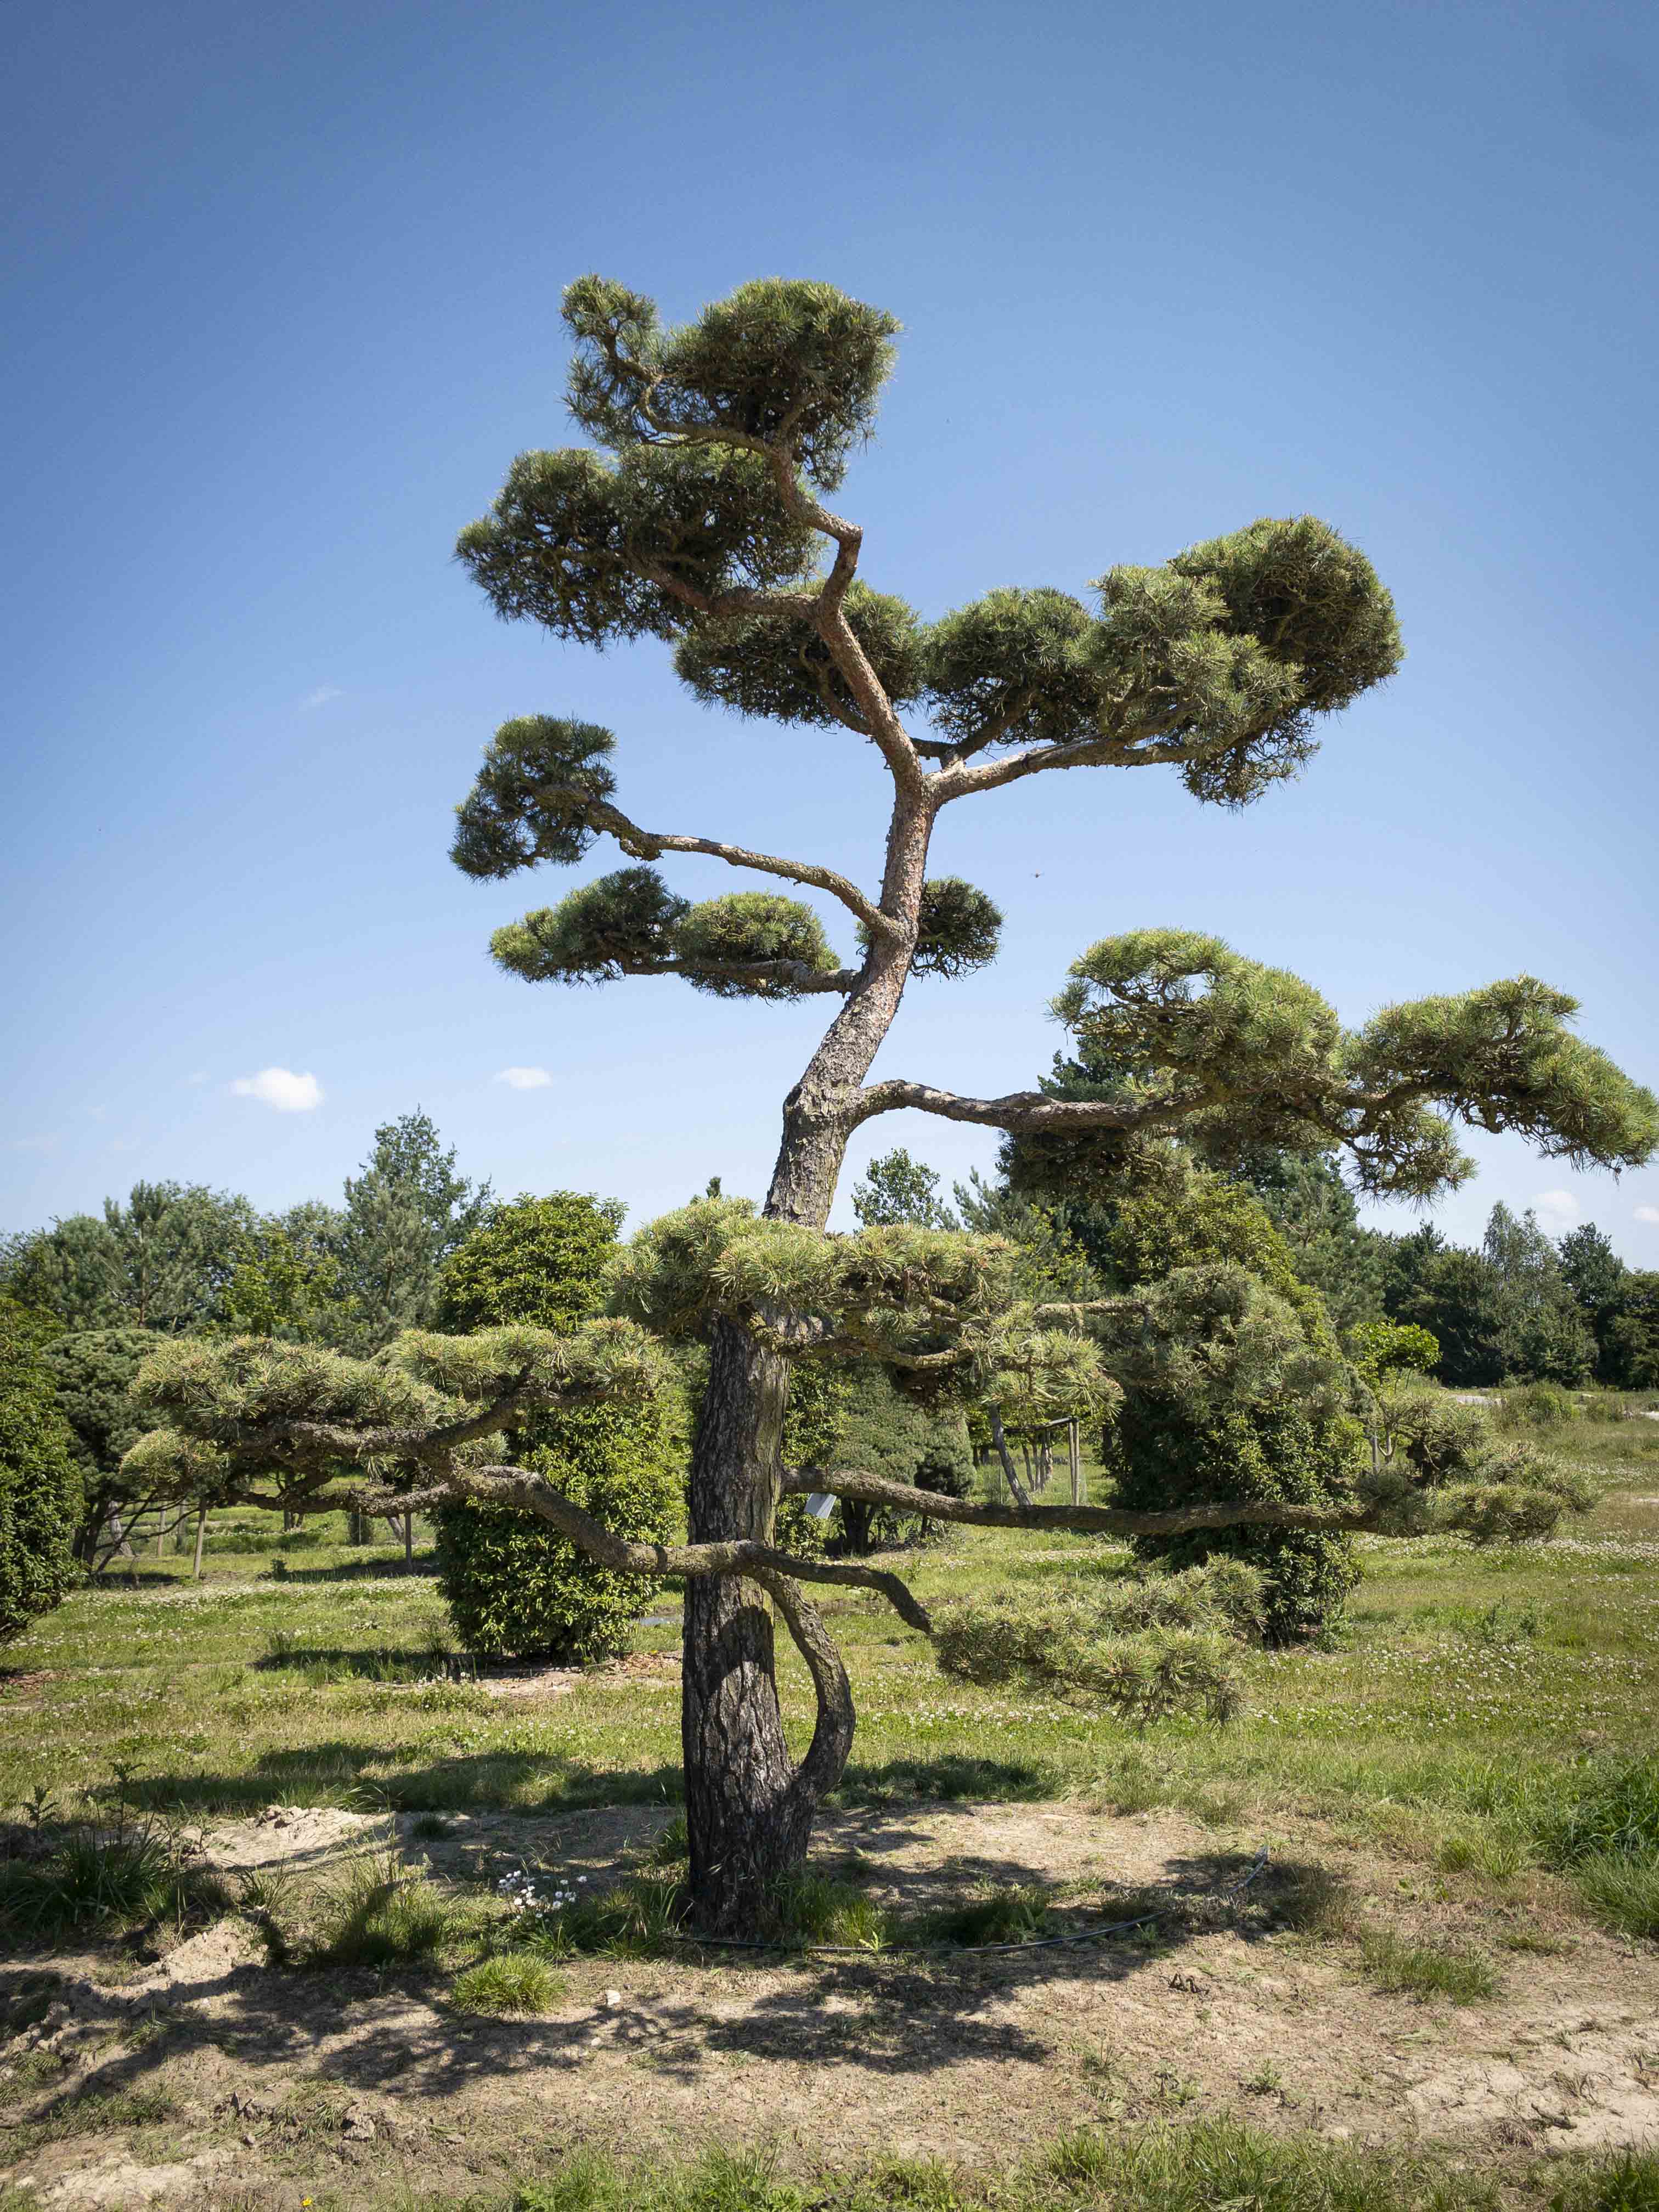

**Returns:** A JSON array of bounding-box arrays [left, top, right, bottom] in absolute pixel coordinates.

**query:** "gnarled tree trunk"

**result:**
[[679, 785, 931, 1928]]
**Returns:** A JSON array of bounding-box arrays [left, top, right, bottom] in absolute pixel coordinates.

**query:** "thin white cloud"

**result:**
[[7, 1133, 61, 1153], [494, 1066, 554, 1091], [1530, 1188, 1579, 1235], [230, 1067, 323, 1113], [298, 686, 342, 712], [1635, 1205, 1659, 1228], [187, 1070, 208, 1086]]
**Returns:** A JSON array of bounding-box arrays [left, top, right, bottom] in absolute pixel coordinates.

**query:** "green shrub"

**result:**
[[933, 1568, 1252, 1725], [0, 1300, 83, 1644], [1496, 1379, 1582, 1429], [1110, 1393, 1360, 1645], [436, 1190, 624, 1335], [433, 1191, 683, 1663], [802, 1363, 973, 1555], [436, 1398, 680, 1662]]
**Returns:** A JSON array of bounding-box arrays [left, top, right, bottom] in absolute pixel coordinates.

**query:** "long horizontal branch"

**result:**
[[781, 1465, 1375, 1540], [853, 1078, 1188, 1135], [932, 731, 1193, 803], [1030, 1294, 1153, 1325], [620, 955, 860, 995], [352, 1463, 933, 1631]]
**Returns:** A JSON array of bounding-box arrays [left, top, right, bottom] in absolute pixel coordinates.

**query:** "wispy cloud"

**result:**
[[231, 1067, 323, 1113], [1635, 1205, 1659, 1228], [7, 1133, 61, 1153], [494, 1066, 553, 1091], [187, 1070, 208, 1086], [1530, 1188, 1579, 1234], [298, 686, 342, 712]]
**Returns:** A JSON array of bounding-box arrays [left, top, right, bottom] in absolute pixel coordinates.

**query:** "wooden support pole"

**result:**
[[193, 1504, 207, 1580]]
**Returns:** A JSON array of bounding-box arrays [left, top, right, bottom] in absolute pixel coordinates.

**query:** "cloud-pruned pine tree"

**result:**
[[125, 278, 1657, 1932]]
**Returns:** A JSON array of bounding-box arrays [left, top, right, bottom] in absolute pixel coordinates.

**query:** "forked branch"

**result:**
[[353, 1463, 934, 1630], [551, 793, 899, 937]]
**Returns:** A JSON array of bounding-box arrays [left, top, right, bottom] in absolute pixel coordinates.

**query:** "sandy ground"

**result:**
[[3, 1799, 1656, 2209]]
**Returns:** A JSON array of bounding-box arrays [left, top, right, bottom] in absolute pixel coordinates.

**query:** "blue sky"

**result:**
[[5, 0, 1657, 1257]]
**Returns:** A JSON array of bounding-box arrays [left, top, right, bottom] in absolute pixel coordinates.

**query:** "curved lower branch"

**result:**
[[348, 1464, 933, 1630], [781, 1465, 1374, 1540], [753, 1568, 857, 1810]]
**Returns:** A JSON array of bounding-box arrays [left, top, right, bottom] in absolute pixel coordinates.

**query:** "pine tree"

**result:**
[[333, 1113, 491, 1349], [125, 276, 1657, 1932]]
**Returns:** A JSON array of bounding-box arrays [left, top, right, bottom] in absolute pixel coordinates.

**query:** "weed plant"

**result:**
[[307, 1849, 467, 1969], [452, 1953, 565, 2015], [0, 1799, 231, 1942], [1358, 1929, 1498, 2003]]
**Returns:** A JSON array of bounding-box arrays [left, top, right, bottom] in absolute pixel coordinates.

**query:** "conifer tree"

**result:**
[[126, 278, 1657, 1931]]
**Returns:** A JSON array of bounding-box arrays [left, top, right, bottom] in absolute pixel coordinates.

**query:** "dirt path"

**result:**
[[4, 1802, 1656, 2208]]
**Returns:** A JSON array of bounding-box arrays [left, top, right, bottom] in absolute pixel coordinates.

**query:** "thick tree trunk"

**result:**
[[679, 770, 933, 1929], [681, 1318, 811, 1928]]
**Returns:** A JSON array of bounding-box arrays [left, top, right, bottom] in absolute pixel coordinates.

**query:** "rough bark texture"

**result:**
[[681, 1318, 808, 1928], [678, 773, 934, 1927]]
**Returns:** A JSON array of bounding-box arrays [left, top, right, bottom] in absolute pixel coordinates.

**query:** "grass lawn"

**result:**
[[1, 1404, 1657, 2209], [6, 1415, 1658, 1877]]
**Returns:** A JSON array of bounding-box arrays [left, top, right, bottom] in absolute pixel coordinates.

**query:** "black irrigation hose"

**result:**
[[652, 1846, 1272, 1960]]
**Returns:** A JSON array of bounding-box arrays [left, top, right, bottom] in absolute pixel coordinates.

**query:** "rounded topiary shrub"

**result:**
[[0, 1299, 83, 1644], [432, 1192, 682, 1663], [435, 1398, 681, 1662], [1107, 1392, 1361, 1646]]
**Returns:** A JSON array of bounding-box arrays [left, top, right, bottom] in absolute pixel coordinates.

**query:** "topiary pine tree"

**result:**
[[124, 277, 1658, 1933]]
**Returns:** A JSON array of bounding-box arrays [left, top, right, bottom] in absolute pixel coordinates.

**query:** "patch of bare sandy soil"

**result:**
[[3, 1801, 1656, 2209]]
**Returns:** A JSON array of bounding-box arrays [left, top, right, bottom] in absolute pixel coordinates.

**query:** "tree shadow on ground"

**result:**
[[119, 1743, 688, 1819], [259, 1553, 437, 1584], [0, 1843, 1319, 2139], [832, 1753, 1063, 1806], [116, 1747, 1069, 1823]]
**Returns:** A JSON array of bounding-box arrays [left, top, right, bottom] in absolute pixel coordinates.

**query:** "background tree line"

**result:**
[[855, 1132, 1658, 1396]]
